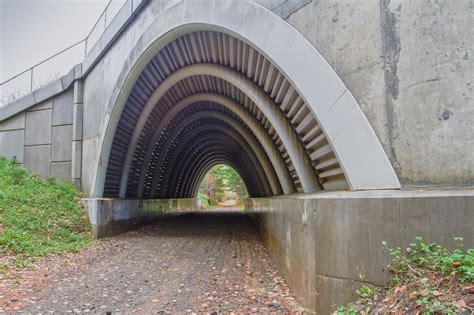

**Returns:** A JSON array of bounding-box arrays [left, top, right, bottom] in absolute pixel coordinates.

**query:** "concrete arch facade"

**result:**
[[91, 0, 399, 198]]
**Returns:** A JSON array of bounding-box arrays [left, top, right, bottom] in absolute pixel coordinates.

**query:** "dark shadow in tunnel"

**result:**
[[119, 210, 258, 240]]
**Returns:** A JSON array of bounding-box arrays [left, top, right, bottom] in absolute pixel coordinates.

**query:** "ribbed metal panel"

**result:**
[[104, 31, 349, 198]]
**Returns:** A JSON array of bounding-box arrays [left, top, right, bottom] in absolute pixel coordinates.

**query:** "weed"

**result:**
[[388, 237, 473, 284], [336, 237, 473, 314]]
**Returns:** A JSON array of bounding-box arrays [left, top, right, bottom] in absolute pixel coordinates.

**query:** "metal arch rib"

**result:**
[[158, 127, 276, 198], [146, 114, 273, 198], [119, 64, 319, 198], [151, 117, 274, 199], [147, 112, 278, 197], [136, 93, 294, 196], [161, 134, 249, 198], [175, 146, 262, 198], [183, 151, 261, 199], [151, 128, 271, 198]]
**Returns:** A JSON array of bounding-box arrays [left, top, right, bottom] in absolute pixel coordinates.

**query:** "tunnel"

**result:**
[[102, 30, 351, 200], [2, 0, 473, 312]]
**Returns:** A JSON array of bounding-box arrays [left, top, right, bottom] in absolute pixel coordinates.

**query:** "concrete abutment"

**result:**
[[246, 191, 474, 313]]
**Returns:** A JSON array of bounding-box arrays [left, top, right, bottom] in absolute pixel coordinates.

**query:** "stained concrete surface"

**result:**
[[287, 0, 474, 187], [82, 198, 200, 238]]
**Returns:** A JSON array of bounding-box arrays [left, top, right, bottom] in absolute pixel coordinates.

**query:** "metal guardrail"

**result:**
[[0, 0, 126, 106]]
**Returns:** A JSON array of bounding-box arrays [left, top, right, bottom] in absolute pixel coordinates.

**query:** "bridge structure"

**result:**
[[1, 0, 473, 312]]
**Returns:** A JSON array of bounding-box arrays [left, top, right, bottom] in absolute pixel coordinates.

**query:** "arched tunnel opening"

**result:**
[[197, 164, 249, 209], [103, 30, 350, 201]]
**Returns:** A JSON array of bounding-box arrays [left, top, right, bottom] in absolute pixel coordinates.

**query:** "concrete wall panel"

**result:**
[[51, 125, 72, 162], [0, 112, 25, 131], [52, 90, 74, 126], [28, 99, 52, 111], [385, 0, 474, 186], [51, 161, 72, 182], [0, 130, 25, 162], [24, 145, 51, 177], [286, 0, 390, 151], [81, 136, 99, 197], [82, 197, 200, 238], [25, 109, 52, 145]]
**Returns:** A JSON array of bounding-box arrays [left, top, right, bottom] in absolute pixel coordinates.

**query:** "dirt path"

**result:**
[[5, 210, 301, 313]]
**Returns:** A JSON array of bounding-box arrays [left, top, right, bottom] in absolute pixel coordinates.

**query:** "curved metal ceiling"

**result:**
[[104, 30, 349, 198]]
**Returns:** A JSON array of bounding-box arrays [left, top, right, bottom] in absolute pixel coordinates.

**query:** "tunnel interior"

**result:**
[[103, 30, 350, 199]]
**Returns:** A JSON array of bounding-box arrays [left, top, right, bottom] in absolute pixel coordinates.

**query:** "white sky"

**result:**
[[0, 0, 125, 82]]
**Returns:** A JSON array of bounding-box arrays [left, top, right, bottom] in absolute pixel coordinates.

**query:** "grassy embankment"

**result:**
[[337, 237, 474, 314], [0, 158, 90, 275]]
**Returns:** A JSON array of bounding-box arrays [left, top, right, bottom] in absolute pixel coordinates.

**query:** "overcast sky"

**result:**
[[0, 0, 126, 82]]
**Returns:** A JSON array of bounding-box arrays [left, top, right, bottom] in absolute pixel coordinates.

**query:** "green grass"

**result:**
[[0, 157, 90, 272]]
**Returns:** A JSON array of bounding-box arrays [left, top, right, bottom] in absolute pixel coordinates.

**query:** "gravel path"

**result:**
[[9, 210, 301, 313]]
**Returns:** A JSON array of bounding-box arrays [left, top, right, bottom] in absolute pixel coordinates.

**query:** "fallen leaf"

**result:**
[[409, 291, 419, 300]]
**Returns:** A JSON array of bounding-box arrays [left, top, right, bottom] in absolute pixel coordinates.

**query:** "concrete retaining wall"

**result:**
[[82, 198, 200, 238], [246, 190, 474, 313], [0, 88, 75, 181]]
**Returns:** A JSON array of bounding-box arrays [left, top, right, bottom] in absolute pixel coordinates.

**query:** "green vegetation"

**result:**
[[198, 192, 215, 210], [0, 158, 90, 273], [198, 164, 248, 209], [337, 237, 473, 314]]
